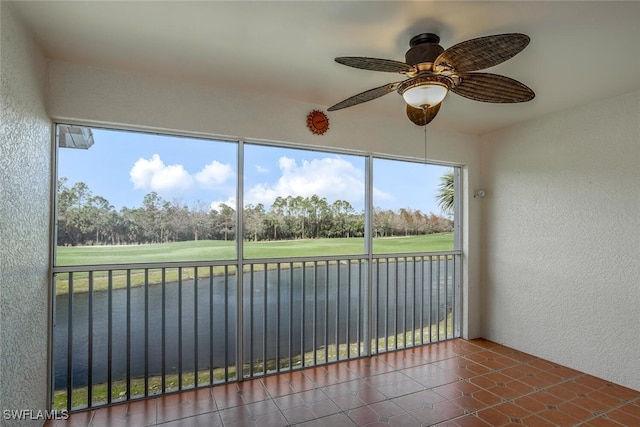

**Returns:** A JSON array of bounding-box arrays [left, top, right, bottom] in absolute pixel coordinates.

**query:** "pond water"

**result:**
[[54, 260, 455, 389]]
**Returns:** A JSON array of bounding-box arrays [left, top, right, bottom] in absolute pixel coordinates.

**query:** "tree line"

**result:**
[[57, 177, 453, 246]]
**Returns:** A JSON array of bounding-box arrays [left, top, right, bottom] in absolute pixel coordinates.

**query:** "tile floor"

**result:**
[[47, 339, 640, 426]]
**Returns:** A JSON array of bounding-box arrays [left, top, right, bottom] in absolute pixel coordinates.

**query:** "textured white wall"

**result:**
[[0, 2, 52, 424], [480, 90, 640, 390], [47, 60, 484, 340]]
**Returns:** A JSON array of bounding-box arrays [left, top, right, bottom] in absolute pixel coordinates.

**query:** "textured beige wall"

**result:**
[[0, 2, 52, 425], [480, 90, 640, 390]]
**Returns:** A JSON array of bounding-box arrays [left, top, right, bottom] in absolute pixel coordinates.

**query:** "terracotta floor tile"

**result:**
[[217, 399, 283, 425], [161, 410, 223, 426], [527, 391, 565, 406], [279, 398, 341, 424], [513, 395, 547, 414], [492, 401, 532, 419], [538, 407, 583, 426], [347, 400, 408, 425], [377, 350, 425, 370], [486, 380, 533, 401], [323, 380, 387, 410], [392, 389, 446, 412], [449, 414, 492, 426], [534, 370, 564, 386], [412, 370, 461, 389], [573, 374, 612, 391], [89, 403, 130, 426], [572, 395, 619, 415], [436, 367, 472, 380], [556, 401, 593, 422], [580, 416, 622, 427], [47, 410, 93, 427], [410, 344, 457, 362], [433, 380, 482, 400], [467, 375, 497, 390], [494, 402, 532, 419], [545, 381, 592, 401], [469, 372, 512, 389], [373, 377, 425, 399], [588, 389, 625, 407], [471, 389, 503, 407], [211, 380, 270, 409], [272, 388, 332, 410], [467, 339, 500, 350], [260, 370, 317, 397], [398, 363, 444, 380], [619, 400, 640, 417], [432, 356, 469, 370], [304, 363, 359, 387], [462, 362, 493, 377], [48, 339, 639, 427], [298, 412, 359, 426], [409, 400, 465, 426], [547, 365, 582, 380], [463, 350, 496, 364], [365, 371, 412, 387], [367, 400, 410, 418], [476, 407, 512, 426], [499, 366, 531, 381], [156, 390, 217, 423], [520, 414, 556, 426], [345, 357, 395, 377], [527, 358, 556, 371], [383, 412, 423, 426], [517, 371, 561, 389], [600, 383, 640, 401], [450, 395, 487, 412], [605, 406, 640, 425]]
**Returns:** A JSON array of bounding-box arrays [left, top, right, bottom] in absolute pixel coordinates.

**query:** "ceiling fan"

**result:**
[[328, 32, 535, 126]]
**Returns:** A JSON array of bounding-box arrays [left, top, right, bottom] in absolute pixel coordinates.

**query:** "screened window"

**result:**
[[243, 143, 365, 257], [55, 125, 237, 265], [372, 158, 455, 254], [55, 125, 459, 266]]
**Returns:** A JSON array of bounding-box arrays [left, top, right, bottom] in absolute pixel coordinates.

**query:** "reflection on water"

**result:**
[[54, 260, 455, 389]]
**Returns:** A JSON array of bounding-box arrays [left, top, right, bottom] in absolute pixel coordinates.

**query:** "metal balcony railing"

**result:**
[[52, 252, 461, 411]]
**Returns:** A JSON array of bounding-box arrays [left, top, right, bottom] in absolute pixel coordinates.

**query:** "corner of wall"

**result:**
[[478, 90, 640, 390], [1, 1, 53, 421]]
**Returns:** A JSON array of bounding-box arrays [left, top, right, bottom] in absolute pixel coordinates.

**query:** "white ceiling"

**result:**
[[11, 1, 640, 135]]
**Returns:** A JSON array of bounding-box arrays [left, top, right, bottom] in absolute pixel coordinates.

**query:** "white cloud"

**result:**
[[210, 196, 236, 212], [130, 154, 193, 193], [255, 165, 269, 173], [195, 160, 234, 188], [245, 155, 391, 208], [130, 155, 237, 201]]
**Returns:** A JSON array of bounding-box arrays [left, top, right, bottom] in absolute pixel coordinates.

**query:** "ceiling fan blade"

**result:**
[[406, 103, 441, 126], [435, 33, 530, 72], [335, 57, 415, 73], [452, 72, 535, 103], [328, 81, 403, 111]]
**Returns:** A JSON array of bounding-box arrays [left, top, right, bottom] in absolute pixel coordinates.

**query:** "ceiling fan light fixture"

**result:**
[[401, 82, 449, 109]]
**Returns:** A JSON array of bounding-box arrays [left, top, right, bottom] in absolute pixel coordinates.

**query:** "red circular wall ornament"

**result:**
[[306, 110, 329, 135]]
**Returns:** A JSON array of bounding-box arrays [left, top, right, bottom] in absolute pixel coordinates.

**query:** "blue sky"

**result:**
[[58, 128, 452, 215]]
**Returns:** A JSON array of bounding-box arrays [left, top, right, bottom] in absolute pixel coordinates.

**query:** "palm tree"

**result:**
[[436, 171, 455, 217]]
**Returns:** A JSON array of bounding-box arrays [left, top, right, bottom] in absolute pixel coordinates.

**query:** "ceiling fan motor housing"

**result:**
[[405, 33, 444, 66]]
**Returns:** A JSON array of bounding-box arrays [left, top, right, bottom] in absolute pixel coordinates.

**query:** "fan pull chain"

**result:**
[[423, 107, 428, 164]]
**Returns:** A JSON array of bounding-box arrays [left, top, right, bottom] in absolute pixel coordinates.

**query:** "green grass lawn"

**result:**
[[57, 233, 454, 266], [54, 234, 454, 294]]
